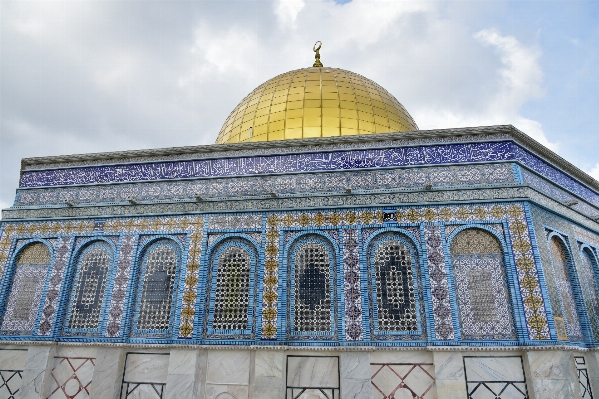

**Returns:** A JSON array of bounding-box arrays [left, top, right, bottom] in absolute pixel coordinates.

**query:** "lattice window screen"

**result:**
[[213, 246, 251, 330], [68, 245, 111, 330], [294, 242, 332, 333], [136, 244, 177, 331], [373, 240, 417, 332]]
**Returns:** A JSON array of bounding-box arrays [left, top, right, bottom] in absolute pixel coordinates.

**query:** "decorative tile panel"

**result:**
[[177, 217, 204, 338], [343, 229, 362, 341], [19, 142, 516, 188], [548, 236, 583, 341], [425, 225, 454, 340], [105, 235, 136, 337], [261, 215, 280, 339], [208, 214, 262, 230], [16, 163, 516, 207], [450, 229, 516, 340], [38, 236, 75, 336]]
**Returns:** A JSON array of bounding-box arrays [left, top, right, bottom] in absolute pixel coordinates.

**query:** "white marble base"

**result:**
[[0, 345, 596, 399]]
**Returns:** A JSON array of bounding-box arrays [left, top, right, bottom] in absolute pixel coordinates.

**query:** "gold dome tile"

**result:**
[[215, 67, 418, 144]]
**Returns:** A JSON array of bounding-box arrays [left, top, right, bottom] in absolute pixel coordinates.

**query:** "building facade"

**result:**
[[1, 65, 599, 399]]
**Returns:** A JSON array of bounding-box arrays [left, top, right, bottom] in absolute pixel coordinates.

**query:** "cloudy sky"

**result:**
[[1, 1, 598, 209]]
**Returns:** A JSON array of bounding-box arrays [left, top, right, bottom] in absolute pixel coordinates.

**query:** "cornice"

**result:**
[[0, 340, 595, 352], [19, 125, 599, 194]]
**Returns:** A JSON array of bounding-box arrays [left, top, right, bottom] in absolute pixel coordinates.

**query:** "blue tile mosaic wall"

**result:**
[[1, 202, 597, 346]]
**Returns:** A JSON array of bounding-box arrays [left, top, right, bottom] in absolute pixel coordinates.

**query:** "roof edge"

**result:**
[[19, 125, 599, 192]]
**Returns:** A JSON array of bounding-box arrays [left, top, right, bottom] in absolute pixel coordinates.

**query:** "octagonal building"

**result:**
[[1, 58, 599, 399]]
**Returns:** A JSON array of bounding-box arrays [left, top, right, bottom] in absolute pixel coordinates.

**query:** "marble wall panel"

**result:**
[[286, 356, 339, 388], [122, 353, 169, 384], [524, 350, 578, 399], [206, 350, 250, 385], [253, 350, 284, 399]]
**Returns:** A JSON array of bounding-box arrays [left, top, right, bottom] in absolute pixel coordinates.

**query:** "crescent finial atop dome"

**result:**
[[313, 41, 323, 67]]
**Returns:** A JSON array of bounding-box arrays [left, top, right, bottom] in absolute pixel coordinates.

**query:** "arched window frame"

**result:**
[[130, 238, 182, 339], [0, 239, 54, 336], [204, 235, 258, 339], [285, 232, 339, 340], [365, 230, 424, 338], [62, 239, 116, 336], [547, 232, 588, 342], [447, 225, 519, 342], [578, 244, 599, 336]]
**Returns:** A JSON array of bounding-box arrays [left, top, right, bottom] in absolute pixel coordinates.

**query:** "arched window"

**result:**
[[373, 240, 417, 332], [135, 242, 178, 332], [580, 248, 599, 329], [67, 243, 112, 330], [549, 236, 582, 340], [212, 245, 251, 331], [293, 241, 332, 333], [450, 228, 515, 340], [1, 243, 51, 333]]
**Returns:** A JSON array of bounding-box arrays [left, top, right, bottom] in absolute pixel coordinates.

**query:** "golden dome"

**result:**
[[215, 67, 418, 144]]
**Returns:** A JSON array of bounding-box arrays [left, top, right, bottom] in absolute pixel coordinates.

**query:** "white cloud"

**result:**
[[413, 28, 556, 151], [274, 0, 306, 28], [589, 164, 599, 181], [1, 0, 588, 209]]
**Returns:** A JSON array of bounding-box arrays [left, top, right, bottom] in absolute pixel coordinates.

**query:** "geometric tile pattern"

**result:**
[[0, 370, 22, 399], [212, 246, 251, 331], [135, 244, 178, 332], [425, 225, 454, 340], [343, 229, 362, 341], [38, 237, 76, 336], [371, 363, 436, 399], [66, 245, 111, 331], [1, 263, 48, 334], [293, 242, 332, 333], [261, 215, 281, 339], [452, 254, 516, 340], [105, 235, 136, 337], [451, 229, 516, 340], [549, 236, 582, 341], [373, 239, 418, 332], [579, 248, 599, 339], [47, 357, 95, 399], [176, 217, 204, 338]]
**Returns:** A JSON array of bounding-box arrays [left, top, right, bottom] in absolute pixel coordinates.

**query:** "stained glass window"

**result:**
[[294, 242, 331, 333], [549, 236, 582, 340], [136, 243, 178, 331], [373, 240, 417, 332], [212, 246, 251, 331], [67, 244, 111, 330], [1, 243, 51, 332], [451, 228, 515, 340]]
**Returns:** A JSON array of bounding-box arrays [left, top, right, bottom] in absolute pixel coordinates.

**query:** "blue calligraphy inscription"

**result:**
[[19, 142, 514, 188], [18, 141, 599, 208]]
